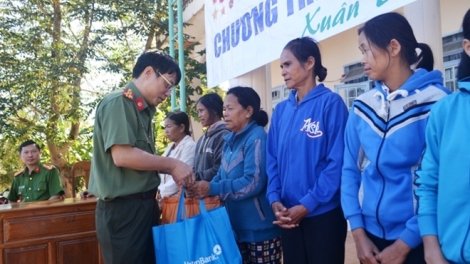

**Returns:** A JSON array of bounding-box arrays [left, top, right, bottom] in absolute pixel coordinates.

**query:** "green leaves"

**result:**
[[0, 0, 212, 193]]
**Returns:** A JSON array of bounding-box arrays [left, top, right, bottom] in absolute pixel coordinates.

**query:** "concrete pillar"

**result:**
[[404, 0, 443, 71], [228, 64, 273, 119]]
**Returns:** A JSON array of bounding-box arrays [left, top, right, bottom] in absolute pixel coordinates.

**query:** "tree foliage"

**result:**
[[0, 0, 210, 195]]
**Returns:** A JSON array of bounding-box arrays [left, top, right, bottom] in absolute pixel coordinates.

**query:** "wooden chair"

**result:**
[[71, 161, 91, 198]]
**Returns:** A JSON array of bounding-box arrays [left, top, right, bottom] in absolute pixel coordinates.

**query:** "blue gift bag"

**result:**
[[153, 191, 242, 264]]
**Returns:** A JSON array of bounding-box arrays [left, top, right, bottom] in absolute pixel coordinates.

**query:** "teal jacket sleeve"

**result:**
[[341, 106, 365, 230], [415, 107, 441, 236]]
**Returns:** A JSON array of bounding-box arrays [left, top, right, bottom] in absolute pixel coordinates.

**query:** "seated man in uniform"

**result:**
[[7, 140, 64, 202]]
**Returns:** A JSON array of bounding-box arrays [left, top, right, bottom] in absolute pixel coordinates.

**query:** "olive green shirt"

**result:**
[[89, 82, 160, 200], [8, 163, 64, 202]]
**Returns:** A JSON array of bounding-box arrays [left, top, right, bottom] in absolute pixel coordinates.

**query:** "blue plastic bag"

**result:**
[[153, 191, 242, 264]]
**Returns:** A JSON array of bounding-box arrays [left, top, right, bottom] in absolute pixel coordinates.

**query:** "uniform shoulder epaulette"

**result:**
[[42, 164, 55, 170], [123, 88, 145, 111], [123, 88, 135, 100], [13, 169, 24, 177]]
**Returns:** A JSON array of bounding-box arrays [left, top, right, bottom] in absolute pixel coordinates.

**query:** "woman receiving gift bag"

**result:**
[[160, 94, 227, 224], [194, 93, 230, 182], [158, 111, 196, 201], [189, 87, 282, 264]]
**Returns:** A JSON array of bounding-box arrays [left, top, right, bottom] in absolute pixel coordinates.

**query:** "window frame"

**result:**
[[335, 82, 372, 109]]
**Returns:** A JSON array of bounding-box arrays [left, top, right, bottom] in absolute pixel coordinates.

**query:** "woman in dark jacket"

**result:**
[[194, 93, 230, 181]]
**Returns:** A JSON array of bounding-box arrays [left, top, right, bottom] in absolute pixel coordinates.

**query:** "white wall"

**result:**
[[440, 0, 469, 35]]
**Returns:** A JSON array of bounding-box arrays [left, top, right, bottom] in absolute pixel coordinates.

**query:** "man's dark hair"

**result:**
[[132, 50, 182, 84], [19, 140, 41, 153]]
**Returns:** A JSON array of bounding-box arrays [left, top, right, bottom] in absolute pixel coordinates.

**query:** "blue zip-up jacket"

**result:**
[[415, 84, 470, 263], [209, 121, 280, 243], [341, 69, 450, 248], [266, 84, 348, 217]]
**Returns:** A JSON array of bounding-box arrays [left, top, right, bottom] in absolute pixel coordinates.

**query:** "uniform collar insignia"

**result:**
[[124, 84, 147, 111], [123, 88, 134, 100], [135, 97, 146, 112], [34, 166, 40, 173]]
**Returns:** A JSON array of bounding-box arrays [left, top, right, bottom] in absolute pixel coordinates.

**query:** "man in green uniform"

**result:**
[[8, 140, 64, 203], [88, 50, 194, 264]]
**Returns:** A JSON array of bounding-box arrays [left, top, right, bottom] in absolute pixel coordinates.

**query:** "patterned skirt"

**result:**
[[237, 236, 282, 264]]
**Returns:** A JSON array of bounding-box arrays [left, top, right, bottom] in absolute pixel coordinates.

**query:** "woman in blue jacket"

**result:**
[[190, 87, 281, 264], [266, 37, 348, 264], [415, 8, 470, 264], [341, 13, 450, 264]]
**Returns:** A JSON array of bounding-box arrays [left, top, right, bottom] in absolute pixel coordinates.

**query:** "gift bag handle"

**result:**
[[176, 190, 187, 221], [175, 188, 208, 222], [199, 199, 206, 214]]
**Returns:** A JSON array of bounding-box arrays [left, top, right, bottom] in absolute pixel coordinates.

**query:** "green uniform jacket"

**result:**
[[89, 82, 160, 200], [8, 163, 64, 202]]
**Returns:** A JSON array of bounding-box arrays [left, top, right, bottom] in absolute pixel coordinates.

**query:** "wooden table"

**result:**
[[0, 198, 102, 264]]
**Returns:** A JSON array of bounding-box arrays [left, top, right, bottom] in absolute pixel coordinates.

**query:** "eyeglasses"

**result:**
[[154, 69, 175, 92]]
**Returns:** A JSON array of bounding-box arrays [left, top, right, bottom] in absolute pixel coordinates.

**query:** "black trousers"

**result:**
[[365, 231, 426, 264], [96, 197, 160, 264], [281, 206, 347, 264]]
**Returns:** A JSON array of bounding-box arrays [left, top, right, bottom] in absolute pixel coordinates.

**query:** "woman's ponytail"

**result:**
[[416, 43, 434, 71]]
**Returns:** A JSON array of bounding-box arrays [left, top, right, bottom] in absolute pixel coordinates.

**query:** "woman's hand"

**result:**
[[272, 202, 295, 228], [375, 239, 410, 264], [352, 228, 380, 264], [284, 204, 309, 226], [422, 235, 449, 264], [188, 181, 210, 199]]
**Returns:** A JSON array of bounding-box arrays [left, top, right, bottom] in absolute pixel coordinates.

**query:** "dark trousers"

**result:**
[[365, 231, 426, 264], [96, 198, 160, 264], [282, 206, 347, 264]]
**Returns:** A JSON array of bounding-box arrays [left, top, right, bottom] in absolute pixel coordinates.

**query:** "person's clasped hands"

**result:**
[[271, 201, 309, 229], [186, 181, 210, 199]]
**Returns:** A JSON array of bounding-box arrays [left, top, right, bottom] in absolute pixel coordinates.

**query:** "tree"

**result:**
[[0, 0, 101, 195], [0, 0, 210, 196]]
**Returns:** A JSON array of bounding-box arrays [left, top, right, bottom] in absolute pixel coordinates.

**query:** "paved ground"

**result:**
[[345, 231, 360, 264]]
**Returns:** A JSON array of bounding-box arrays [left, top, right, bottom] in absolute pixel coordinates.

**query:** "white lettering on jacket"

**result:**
[[300, 118, 323, 138]]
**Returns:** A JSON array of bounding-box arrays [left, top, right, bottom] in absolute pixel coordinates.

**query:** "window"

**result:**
[[342, 62, 367, 84], [335, 62, 372, 108], [442, 32, 464, 92], [335, 84, 371, 108], [444, 64, 459, 92], [271, 84, 290, 110]]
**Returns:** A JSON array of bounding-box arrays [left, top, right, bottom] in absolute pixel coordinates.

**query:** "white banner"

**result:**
[[204, 0, 417, 88]]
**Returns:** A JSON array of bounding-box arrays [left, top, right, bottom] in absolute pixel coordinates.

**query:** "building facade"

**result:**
[[182, 0, 468, 138]]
